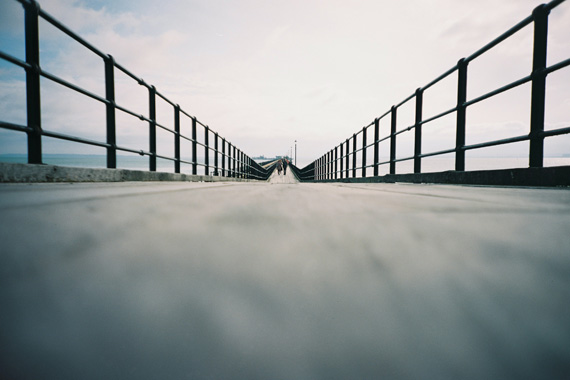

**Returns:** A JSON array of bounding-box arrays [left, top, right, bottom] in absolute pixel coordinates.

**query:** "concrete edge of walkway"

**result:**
[[307, 165, 570, 187], [0, 162, 264, 183]]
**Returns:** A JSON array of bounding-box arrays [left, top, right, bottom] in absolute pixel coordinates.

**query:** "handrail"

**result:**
[[299, 0, 569, 182], [1, 0, 271, 180]]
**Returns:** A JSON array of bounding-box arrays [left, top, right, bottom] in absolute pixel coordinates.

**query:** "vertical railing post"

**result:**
[[362, 127, 367, 178], [329, 151, 332, 179], [214, 132, 219, 176], [345, 139, 349, 178], [222, 138, 226, 177], [334, 146, 338, 180], [390, 106, 397, 175], [238, 150, 242, 178], [204, 126, 209, 175], [25, 0, 42, 164], [204, 125, 210, 175], [227, 141, 232, 177], [374, 118, 379, 177], [414, 88, 423, 174], [340, 142, 344, 179], [456, 59, 467, 172], [314, 158, 318, 180], [104, 55, 116, 168], [149, 86, 157, 172], [530, 4, 548, 168], [232, 146, 237, 177], [327, 150, 332, 179], [191, 117, 197, 175], [174, 104, 180, 173], [352, 134, 357, 178]]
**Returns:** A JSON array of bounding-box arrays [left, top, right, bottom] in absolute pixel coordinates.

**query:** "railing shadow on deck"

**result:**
[[0, 0, 271, 181], [297, 0, 570, 187]]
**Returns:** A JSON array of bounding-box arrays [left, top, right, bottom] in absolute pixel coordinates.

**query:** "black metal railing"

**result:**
[[298, 0, 569, 182], [0, 0, 271, 180]]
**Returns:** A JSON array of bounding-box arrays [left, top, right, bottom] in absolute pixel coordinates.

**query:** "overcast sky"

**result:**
[[1, 0, 569, 167]]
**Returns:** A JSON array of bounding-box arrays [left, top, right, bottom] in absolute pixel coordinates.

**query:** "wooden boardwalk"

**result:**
[[1, 179, 569, 379]]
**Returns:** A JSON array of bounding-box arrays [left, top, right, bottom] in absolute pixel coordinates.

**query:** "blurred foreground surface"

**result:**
[[1, 175, 570, 379]]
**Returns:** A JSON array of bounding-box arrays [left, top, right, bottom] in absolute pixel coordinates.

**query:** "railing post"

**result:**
[[240, 150, 244, 178], [191, 117, 197, 175], [345, 139, 349, 178], [352, 133, 357, 178], [149, 86, 157, 171], [174, 104, 180, 173], [24, 0, 42, 164], [530, 4, 549, 168], [414, 88, 423, 174], [222, 138, 226, 177], [104, 55, 116, 169], [456, 59, 467, 171], [340, 142, 344, 179], [204, 125, 209, 175], [214, 132, 219, 176], [329, 150, 333, 179], [362, 127, 367, 178], [327, 149, 334, 179], [390, 106, 397, 175], [374, 118, 379, 176], [238, 150, 242, 178], [232, 146, 237, 177]]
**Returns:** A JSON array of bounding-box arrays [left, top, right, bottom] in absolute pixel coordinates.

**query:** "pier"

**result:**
[[2, 168, 570, 379], [1, 0, 570, 378]]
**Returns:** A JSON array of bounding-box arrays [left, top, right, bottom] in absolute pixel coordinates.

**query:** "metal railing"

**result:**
[[0, 0, 271, 180], [298, 0, 569, 182]]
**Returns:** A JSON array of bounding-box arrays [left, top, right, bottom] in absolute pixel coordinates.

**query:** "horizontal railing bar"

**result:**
[[395, 92, 416, 109], [180, 134, 195, 144], [114, 62, 143, 84], [179, 109, 196, 121], [546, 57, 570, 74], [155, 122, 175, 135], [466, 15, 533, 63], [0, 50, 31, 69], [0, 121, 30, 133], [42, 129, 111, 149], [155, 90, 177, 107], [546, 0, 566, 10], [542, 125, 570, 138], [394, 125, 414, 137], [115, 146, 149, 156], [465, 74, 531, 108], [115, 104, 147, 121], [41, 69, 108, 104], [38, 7, 107, 59], [393, 155, 414, 164], [419, 148, 456, 159], [463, 134, 529, 151], [421, 65, 458, 92], [155, 153, 176, 162], [378, 109, 391, 121], [419, 106, 457, 126]]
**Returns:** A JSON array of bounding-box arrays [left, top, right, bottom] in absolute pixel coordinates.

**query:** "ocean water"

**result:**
[[1, 154, 570, 176]]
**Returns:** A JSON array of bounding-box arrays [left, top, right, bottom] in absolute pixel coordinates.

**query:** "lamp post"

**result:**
[[295, 140, 297, 166]]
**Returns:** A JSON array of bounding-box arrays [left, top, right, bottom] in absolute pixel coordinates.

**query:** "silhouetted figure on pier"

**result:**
[[283, 159, 288, 175], [277, 160, 283, 175]]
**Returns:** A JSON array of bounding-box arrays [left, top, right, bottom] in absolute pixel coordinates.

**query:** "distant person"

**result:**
[[283, 159, 288, 175], [277, 159, 283, 175]]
